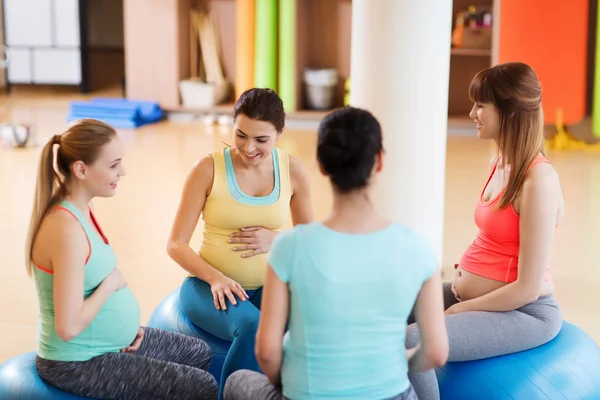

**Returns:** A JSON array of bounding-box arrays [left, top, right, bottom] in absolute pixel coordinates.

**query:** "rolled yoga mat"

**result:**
[[278, 0, 296, 111], [593, 0, 600, 138], [254, 0, 277, 90], [235, 0, 255, 99]]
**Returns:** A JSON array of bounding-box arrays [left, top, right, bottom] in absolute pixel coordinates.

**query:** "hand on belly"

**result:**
[[228, 226, 277, 258]]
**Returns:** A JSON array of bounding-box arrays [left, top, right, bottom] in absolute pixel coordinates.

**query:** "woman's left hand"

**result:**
[[229, 227, 277, 258], [121, 327, 144, 353]]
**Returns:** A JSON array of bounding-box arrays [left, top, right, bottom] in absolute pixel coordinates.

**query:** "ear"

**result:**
[[72, 160, 87, 180], [375, 149, 384, 172], [318, 162, 327, 177]]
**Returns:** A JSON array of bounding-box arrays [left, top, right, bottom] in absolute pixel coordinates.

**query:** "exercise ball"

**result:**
[[436, 321, 600, 399], [148, 287, 232, 384], [0, 352, 92, 399]]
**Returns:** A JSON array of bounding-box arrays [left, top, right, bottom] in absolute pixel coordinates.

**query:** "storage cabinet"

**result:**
[[123, 0, 499, 120], [3, 0, 87, 89]]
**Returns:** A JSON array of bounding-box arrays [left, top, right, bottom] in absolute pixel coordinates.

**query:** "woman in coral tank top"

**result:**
[[406, 62, 565, 400]]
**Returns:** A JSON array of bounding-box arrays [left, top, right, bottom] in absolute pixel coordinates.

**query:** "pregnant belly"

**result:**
[[94, 287, 141, 350], [200, 242, 267, 290], [452, 266, 508, 301], [452, 266, 555, 301]]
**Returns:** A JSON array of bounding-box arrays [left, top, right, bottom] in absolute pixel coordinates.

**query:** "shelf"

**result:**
[[451, 48, 492, 56], [171, 103, 332, 120]]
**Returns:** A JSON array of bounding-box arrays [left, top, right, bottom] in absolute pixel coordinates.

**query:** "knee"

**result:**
[[234, 315, 260, 338], [195, 337, 214, 364], [542, 317, 563, 344], [223, 369, 252, 400], [405, 322, 421, 349]]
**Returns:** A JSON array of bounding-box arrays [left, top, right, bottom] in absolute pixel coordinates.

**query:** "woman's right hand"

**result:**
[[103, 268, 128, 292], [208, 274, 249, 310]]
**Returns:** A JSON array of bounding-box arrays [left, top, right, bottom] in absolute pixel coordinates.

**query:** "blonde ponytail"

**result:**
[[25, 135, 63, 275]]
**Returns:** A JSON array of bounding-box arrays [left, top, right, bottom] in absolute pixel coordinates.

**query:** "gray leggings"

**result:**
[[223, 370, 418, 400], [36, 327, 218, 400], [406, 283, 562, 400]]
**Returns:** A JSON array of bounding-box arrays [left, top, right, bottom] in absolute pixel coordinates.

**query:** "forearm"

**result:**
[[167, 241, 223, 283], [407, 344, 439, 373], [59, 280, 115, 341], [459, 281, 537, 313]]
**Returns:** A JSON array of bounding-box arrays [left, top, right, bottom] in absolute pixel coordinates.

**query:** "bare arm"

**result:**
[[289, 155, 314, 226], [51, 213, 121, 342], [451, 164, 560, 313], [166, 156, 223, 283], [255, 265, 289, 386], [408, 270, 449, 372], [167, 156, 248, 309]]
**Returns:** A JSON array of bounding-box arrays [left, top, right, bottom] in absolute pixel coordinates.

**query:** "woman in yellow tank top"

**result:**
[[167, 88, 313, 397]]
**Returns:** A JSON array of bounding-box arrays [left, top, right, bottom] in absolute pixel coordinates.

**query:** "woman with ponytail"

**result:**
[[27, 119, 218, 399]]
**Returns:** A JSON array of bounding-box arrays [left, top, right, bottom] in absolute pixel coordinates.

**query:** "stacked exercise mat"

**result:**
[[236, 0, 297, 111], [67, 98, 164, 129]]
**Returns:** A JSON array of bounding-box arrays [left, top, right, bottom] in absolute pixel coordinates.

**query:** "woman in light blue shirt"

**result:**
[[223, 107, 449, 399]]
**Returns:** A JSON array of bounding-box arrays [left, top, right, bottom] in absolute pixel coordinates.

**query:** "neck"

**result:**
[[324, 188, 387, 233], [63, 186, 93, 216], [331, 190, 374, 215]]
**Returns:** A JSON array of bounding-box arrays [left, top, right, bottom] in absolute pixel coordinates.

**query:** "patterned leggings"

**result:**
[[36, 327, 218, 400]]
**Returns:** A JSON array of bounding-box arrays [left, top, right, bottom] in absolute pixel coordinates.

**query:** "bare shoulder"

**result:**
[[33, 207, 87, 267], [288, 154, 309, 181], [42, 207, 87, 244], [524, 162, 561, 192], [190, 154, 215, 180], [518, 161, 564, 215], [186, 154, 215, 195], [288, 154, 311, 193]]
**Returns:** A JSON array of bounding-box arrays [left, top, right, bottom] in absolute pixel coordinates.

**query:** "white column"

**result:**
[[350, 0, 452, 264]]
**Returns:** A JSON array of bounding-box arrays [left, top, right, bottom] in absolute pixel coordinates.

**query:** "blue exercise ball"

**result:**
[[0, 352, 93, 399], [436, 321, 600, 399], [147, 286, 232, 384]]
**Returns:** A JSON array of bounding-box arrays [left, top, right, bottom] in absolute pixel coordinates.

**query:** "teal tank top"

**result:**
[[223, 147, 280, 205], [33, 200, 141, 362]]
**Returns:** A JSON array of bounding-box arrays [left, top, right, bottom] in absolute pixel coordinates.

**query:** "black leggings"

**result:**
[[36, 327, 218, 400]]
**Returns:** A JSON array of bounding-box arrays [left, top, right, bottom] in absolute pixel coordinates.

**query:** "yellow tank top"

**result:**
[[197, 147, 292, 289]]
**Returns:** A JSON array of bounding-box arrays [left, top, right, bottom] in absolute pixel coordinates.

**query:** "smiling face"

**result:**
[[469, 102, 501, 141], [71, 136, 126, 197], [233, 114, 280, 166]]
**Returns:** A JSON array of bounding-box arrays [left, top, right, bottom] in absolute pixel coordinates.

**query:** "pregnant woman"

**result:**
[[167, 88, 313, 397], [29, 119, 218, 400], [406, 62, 565, 399]]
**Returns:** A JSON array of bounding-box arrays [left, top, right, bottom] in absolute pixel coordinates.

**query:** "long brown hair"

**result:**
[[25, 119, 117, 275], [469, 62, 545, 209]]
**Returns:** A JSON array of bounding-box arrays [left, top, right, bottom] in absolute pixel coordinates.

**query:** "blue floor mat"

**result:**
[[67, 98, 164, 128]]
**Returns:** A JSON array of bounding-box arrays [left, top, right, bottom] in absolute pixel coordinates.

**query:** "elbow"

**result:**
[[166, 239, 181, 260], [424, 339, 449, 368], [524, 291, 540, 305], [516, 281, 541, 305], [55, 324, 77, 342], [255, 340, 281, 365]]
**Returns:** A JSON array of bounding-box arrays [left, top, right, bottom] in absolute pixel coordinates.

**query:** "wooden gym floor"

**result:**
[[0, 86, 598, 364]]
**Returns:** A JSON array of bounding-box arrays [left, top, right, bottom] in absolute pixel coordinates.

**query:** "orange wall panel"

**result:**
[[498, 0, 589, 124]]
